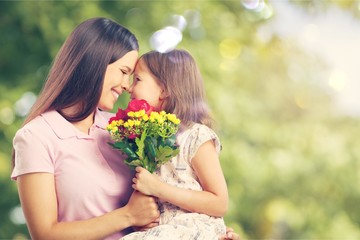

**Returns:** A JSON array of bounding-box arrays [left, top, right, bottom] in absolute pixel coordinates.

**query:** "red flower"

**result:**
[[128, 133, 138, 139], [108, 108, 127, 123], [126, 99, 154, 115]]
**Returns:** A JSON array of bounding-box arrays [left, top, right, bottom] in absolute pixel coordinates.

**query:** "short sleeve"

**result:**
[[186, 124, 222, 162], [11, 128, 54, 180]]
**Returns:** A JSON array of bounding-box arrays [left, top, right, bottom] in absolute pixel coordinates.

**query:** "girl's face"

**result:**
[[99, 50, 138, 111], [129, 58, 165, 110]]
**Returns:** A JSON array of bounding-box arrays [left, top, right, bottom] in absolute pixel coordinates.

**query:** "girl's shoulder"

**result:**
[[179, 123, 221, 154], [182, 123, 218, 138]]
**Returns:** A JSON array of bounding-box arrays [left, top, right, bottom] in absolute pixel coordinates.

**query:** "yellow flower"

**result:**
[[134, 110, 145, 118], [127, 120, 135, 127], [127, 111, 134, 117], [156, 116, 164, 124], [111, 127, 118, 133], [142, 114, 149, 121], [167, 114, 180, 124], [139, 109, 145, 116]]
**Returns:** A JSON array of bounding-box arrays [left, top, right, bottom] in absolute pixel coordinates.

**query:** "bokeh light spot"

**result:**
[[0, 107, 15, 125], [166, 14, 187, 31], [14, 92, 37, 117], [150, 27, 183, 53], [9, 206, 26, 225], [241, 0, 261, 10], [219, 39, 242, 60], [184, 9, 201, 28]]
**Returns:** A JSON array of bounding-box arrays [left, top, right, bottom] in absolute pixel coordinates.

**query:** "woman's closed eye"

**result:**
[[120, 69, 128, 75]]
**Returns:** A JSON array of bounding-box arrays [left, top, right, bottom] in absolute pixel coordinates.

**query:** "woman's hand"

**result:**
[[219, 227, 241, 240], [132, 217, 160, 231], [125, 190, 160, 226]]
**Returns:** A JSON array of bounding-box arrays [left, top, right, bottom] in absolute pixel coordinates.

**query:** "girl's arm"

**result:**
[[17, 173, 159, 240], [133, 140, 228, 217]]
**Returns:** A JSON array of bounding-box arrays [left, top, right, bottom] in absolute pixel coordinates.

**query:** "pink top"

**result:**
[[11, 109, 134, 239]]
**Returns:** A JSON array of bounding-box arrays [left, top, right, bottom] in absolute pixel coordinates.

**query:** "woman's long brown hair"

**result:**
[[11, 17, 139, 167]]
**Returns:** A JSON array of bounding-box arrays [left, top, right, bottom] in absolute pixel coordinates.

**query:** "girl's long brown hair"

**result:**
[[140, 49, 214, 129], [12, 17, 138, 166]]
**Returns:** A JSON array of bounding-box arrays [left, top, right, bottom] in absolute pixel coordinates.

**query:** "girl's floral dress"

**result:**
[[120, 123, 226, 240]]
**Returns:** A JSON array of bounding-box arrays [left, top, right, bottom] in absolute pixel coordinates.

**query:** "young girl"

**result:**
[[122, 49, 228, 240]]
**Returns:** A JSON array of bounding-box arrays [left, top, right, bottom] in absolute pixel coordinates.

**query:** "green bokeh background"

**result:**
[[1, 1, 360, 239]]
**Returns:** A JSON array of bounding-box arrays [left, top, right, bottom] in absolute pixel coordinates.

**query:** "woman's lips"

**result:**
[[112, 90, 120, 100]]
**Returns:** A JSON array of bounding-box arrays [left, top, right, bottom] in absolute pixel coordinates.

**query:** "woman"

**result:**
[[11, 17, 240, 240]]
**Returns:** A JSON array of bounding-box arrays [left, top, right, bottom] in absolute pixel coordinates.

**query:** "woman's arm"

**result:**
[[133, 140, 228, 217], [17, 173, 159, 240]]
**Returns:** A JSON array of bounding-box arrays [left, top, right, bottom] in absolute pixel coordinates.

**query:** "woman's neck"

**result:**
[[61, 106, 95, 135]]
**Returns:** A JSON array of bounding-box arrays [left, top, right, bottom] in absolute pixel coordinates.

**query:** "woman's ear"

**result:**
[[159, 89, 170, 100]]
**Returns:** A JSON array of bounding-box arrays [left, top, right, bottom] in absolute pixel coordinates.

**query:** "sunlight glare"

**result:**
[[303, 24, 319, 44], [328, 69, 347, 92]]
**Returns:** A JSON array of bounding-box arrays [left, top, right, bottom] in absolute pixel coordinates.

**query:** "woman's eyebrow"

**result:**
[[124, 66, 132, 73]]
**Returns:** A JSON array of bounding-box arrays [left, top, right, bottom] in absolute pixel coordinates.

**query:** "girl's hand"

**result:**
[[219, 227, 241, 240], [132, 167, 162, 196]]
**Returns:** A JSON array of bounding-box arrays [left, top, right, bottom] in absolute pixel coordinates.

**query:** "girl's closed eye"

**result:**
[[134, 76, 141, 83]]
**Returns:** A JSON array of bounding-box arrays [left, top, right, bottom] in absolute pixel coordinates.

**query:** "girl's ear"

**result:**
[[159, 89, 170, 100]]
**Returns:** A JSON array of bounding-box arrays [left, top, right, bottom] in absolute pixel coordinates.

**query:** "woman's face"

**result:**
[[99, 50, 138, 111], [129, 58, 165, 110]]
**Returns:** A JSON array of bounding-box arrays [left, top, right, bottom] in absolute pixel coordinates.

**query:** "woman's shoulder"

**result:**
[[17, 112, 50, 133], [15, 110, 64, 140]]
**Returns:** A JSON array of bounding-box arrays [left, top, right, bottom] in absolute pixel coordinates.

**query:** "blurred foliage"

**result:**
[[1, 0, 360, 239]]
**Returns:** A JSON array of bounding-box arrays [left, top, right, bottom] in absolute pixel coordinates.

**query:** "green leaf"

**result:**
[[109, 141, 138, 160], [156, 145, 180, 165], [144, 136, 157, 160], [124, 159, 143, 169], [164, 135, 177, 147], [135, 131, 147, 160]]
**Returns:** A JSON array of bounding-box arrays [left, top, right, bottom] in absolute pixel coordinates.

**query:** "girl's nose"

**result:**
[[121, 76, 130, 91], [127, 83, 134, 93]]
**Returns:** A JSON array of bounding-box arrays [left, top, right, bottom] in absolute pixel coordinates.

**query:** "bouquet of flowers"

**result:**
[[107, 99, 181, 173]]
